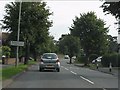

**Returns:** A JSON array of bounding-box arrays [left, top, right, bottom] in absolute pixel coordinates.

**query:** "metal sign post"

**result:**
[[16, 1, 22, 67]]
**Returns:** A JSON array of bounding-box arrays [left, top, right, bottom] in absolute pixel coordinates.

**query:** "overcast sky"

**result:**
[[0, 0, 118, 41]]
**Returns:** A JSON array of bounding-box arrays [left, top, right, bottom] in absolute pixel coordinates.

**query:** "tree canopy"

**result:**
[[70, 12, 109, 64], [101, 2, 120, 19], [1, 2, 53, 64], [101, 1, 120, 32], [58, 35, 80, 64]]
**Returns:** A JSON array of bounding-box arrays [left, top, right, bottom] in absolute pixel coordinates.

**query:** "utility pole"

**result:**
[[16, 1, 22, 67], [118, 18, 120, 54]]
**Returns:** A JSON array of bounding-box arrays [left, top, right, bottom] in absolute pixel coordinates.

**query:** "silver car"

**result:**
[[39, 53, 60, 72]]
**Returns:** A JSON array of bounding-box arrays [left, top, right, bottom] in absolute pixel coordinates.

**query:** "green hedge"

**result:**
[[101, 53, 119, 67], [77, 56, 87, 63]]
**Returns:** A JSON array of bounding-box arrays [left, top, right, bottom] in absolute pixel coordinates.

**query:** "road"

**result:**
[[4, 58, 118, 89]]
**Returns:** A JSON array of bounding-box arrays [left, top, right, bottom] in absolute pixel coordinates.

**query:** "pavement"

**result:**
[[74, 63, 119, 77]]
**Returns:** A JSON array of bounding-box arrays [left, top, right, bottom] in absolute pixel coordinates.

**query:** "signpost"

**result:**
[[10, 41, 24, 46], [10, 40, 24, 67]]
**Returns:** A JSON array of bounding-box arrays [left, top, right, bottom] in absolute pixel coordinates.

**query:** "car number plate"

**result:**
[[46, 65, 54, 67]]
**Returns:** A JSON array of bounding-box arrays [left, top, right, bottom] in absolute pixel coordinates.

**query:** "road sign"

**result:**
[[10, 41, 24, 46]]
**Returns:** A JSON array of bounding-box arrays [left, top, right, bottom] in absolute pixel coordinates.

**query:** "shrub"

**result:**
[[77, 56, 87, 63], [101, 53, 119, 67]]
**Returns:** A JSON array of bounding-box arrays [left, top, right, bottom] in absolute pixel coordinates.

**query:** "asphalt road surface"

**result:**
[[4, 58, 118, 89]]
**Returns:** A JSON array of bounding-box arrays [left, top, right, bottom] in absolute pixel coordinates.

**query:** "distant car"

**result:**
[[39, 53, 60, 72], [92, 56, 102, 63], [64, 55, 70, 59], [72, 56, 76, 59]]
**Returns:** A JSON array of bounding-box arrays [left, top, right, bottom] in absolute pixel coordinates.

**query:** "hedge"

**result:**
[[101, 53, 120, 67]]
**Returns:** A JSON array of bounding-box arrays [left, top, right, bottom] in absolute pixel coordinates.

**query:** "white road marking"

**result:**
[[65, 68, 69, 70], [103, 88, 107, 90], [70, 71, 77, 75], [61, 66, 64, 68], [61, 66, 69, 70], [80, 76, 94, 85]]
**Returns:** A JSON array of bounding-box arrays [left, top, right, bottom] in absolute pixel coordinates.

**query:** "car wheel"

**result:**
[[56, 68, 60, 72], [39, 67, 42, 72]]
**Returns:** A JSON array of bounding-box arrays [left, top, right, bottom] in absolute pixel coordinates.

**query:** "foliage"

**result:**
[[101, 2, 120, 19], [2, 46, 11, 57], [70, 12, 109, 65], [0, 46, 2, 59], [101, 53, 119, 67], [58, 35, 80, 63], [77, 56, 87, 64], [101, 2, 120, 32], [1, 2, 53, 63], [107, 35, 118, 53]]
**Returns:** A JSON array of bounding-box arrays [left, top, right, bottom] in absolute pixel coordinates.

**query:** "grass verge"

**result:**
[[2, 60, 37, 80]]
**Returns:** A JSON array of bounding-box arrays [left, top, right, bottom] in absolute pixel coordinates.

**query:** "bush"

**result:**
[[101, 53, 119, 67], [77, 56, 87, 63]]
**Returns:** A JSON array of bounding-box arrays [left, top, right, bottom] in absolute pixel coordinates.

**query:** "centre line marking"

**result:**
[[80, 76, 94, 85], [103, 88, 107, 90], [65, 68, 69, 70], [61, 66, 64, 68], [70, 71, 77, 75]]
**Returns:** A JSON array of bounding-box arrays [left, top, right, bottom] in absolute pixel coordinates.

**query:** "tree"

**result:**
[[101, 2, 120, 19], [1, 2, 53, 64], [70, 12, 109, 65], [107, 35, 118, 53], [58, 35, 80, 64], [101, 2, 120, 31]]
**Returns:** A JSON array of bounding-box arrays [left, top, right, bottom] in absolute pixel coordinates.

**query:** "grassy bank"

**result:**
[[2, 60, 37, 80]]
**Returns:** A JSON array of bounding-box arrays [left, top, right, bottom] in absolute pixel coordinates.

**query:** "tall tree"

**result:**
[[1, 2, 52, 64], [101, 2, 120, 19], [101, 2, 120, 31], [70, 12, 109, 65], [107, 35, 118, 53], [58, 35, 80, 64]]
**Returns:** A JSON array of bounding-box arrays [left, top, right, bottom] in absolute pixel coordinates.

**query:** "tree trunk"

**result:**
[[33, 51, 37, 61], [84, 56, 89, 66], [24, 40, 29, 65], [69, 57, 72, 64]]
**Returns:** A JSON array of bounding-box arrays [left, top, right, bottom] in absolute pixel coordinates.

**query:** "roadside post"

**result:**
[[96, 63, 99, 70], [10, 41, 24, 66], [109, 62, 112, 72], [2, 55, 6, 64], [16, 1, 22, 67]]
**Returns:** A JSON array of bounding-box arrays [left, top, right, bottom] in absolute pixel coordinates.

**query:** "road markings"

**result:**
[[65, 68, 69, 70], [80, 76, 94, 85], [103, 88, 107, 90], [61, 66, 63, 67], [61, 66, 69, 70], [70, 71, 77, 75]]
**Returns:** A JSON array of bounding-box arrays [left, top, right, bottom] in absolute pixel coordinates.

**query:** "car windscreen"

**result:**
[[42, 54, 57, 59]]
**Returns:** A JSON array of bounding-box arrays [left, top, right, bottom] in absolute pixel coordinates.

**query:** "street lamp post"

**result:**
[[16, 1, 22, 67], [118, 18, 120, 54]]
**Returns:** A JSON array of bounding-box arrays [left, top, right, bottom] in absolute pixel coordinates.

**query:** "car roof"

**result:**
[[43, 53, 57, 55]]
